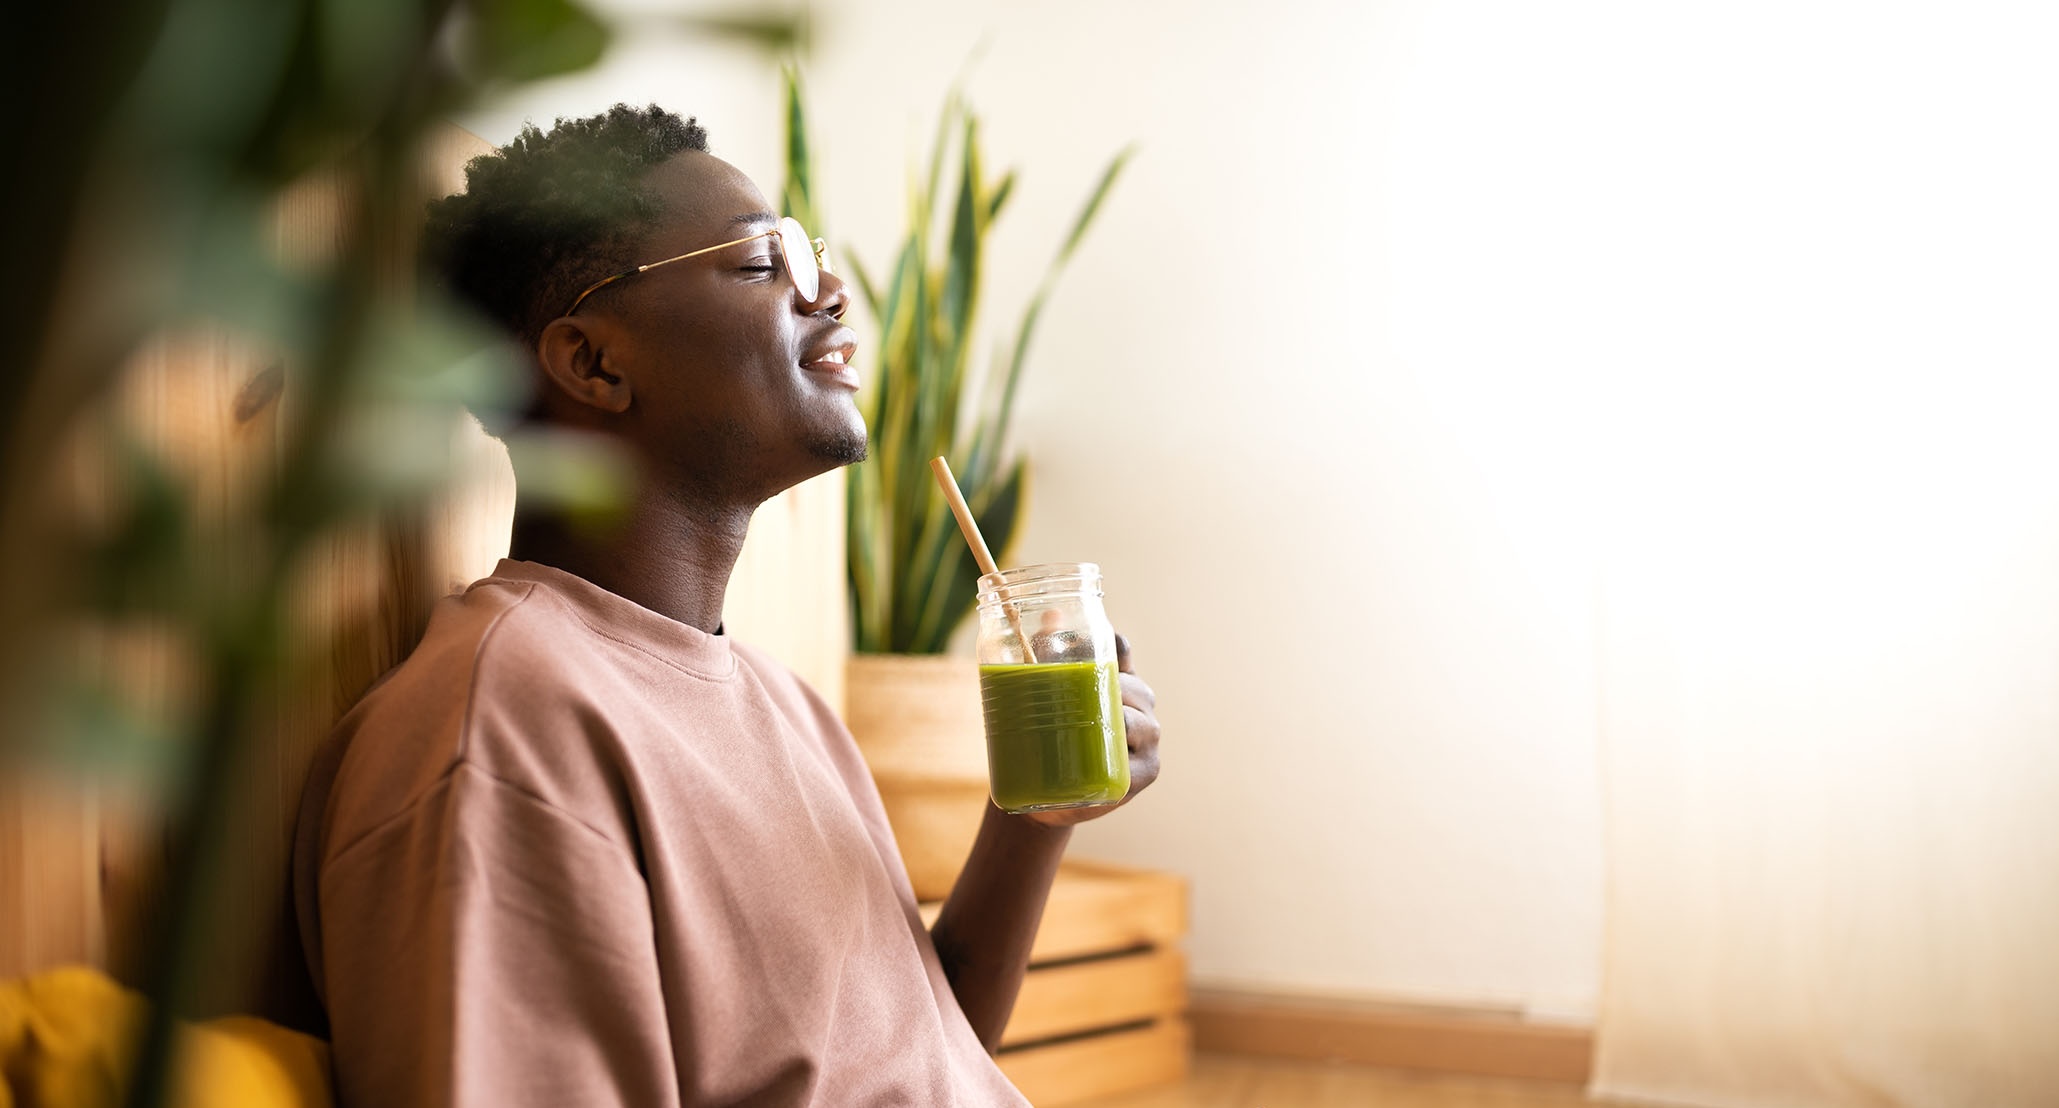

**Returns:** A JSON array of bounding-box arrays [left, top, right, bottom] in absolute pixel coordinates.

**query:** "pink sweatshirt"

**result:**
[[294, 560, 1026, 1107]]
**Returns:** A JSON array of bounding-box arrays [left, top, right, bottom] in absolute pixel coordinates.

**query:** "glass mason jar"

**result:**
[[974, 562, 1130, 814]]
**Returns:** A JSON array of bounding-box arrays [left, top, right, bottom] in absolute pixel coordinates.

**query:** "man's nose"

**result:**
[[807, 268, 851, 320]]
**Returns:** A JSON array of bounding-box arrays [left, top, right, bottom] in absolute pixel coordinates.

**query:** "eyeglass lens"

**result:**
[[778, 216, 820, 302]]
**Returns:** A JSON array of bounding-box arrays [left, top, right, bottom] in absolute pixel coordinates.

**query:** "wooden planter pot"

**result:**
[[842, 654, 992, 901]]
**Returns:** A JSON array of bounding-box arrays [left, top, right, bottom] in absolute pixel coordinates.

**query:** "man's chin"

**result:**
[[805, 424, 870, 468]]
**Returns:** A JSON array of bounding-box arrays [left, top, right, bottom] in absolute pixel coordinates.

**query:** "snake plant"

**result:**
[[781, 67, 1130, 654]]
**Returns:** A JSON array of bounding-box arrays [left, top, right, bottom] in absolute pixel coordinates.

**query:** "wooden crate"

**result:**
[[923, 859, 1191, 1105], [999, 1019, 1191, 1106]]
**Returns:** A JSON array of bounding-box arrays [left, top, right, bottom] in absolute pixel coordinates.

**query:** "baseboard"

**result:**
[[1189, 989, 1593, 1085]]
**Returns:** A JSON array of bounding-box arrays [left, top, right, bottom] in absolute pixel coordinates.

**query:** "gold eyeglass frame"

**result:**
[[562, 215, 829, 318]]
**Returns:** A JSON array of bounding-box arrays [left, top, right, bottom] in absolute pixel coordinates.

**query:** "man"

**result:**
[[292, 103, 1162, 1106]]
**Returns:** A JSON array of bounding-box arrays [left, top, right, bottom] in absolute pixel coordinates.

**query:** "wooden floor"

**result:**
[[1073, 1053, 1596, 1108]]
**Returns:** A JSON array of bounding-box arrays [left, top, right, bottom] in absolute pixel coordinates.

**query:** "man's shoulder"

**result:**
[[306, 576, 597, 843], [359, 574, 579, 724], [431, 572, 582, 668]]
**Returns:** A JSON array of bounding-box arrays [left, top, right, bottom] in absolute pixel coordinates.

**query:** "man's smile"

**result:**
[[802, 331, 860, 390]]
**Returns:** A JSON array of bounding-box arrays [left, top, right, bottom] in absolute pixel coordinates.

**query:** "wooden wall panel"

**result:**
[[0, 778, 103, 976]]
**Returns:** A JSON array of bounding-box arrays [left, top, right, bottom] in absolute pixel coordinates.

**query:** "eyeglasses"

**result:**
[[563, 215, 829, 318]]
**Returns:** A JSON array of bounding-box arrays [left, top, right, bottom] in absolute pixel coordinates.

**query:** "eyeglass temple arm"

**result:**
[[564, 229, 782, 317], [563, 227, 816, 317]]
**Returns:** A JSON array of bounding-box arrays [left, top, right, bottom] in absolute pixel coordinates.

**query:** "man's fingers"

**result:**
[[1124, 713, 1161, 795], [1119, 672, 1156, 713], [1128, 747, 1161, 794], [1110, 631, 1159, 802], [1123, 704, 1160, 755]]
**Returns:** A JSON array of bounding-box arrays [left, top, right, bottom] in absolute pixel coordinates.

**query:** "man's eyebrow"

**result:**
[[730, 211, 778, 229]]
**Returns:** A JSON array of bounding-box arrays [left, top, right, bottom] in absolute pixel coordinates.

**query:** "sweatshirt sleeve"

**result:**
[[315, 762, 680, 1108]]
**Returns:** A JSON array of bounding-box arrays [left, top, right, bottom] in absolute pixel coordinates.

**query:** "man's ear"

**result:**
[[536, 316, 633, 415]]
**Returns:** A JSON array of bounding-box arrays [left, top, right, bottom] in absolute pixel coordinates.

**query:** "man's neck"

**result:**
[[507, 493, 754, 635]]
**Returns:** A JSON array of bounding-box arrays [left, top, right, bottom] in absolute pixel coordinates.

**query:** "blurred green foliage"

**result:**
[[0, 3, 615, 1105]]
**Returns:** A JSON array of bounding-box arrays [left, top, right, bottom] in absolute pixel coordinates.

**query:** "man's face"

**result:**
[[588, 150, 865, 502]]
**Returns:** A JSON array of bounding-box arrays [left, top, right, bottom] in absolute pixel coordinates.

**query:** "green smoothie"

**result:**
[[979, 660, 1130, 813]]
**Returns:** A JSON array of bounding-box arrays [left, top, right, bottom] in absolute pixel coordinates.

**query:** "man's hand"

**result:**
[[931, 632, 1164, 1047], [1023, 632, 1161, 827]]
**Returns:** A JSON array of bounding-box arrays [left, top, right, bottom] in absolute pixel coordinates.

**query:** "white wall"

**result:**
[[806, 0, 1605, 1020]]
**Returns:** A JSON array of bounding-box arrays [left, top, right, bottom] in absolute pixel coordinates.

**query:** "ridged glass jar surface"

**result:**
[[974, 563, 1129, 813]]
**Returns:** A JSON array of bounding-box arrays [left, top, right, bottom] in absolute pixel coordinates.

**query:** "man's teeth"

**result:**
[[821, 350, 847, 364]]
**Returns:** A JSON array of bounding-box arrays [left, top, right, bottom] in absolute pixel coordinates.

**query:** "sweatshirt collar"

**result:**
[[483, 558, 736, 679]]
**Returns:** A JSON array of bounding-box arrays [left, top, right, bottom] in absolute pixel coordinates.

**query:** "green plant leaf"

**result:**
[[881, 239, 928, 589], [939, 114, 984, 394], [86, 435, 194, 621], [846, 458, 886, 651], [502, 428, 635, 528], [1053, 144, 1135, 270], [920, 90, 962, 235], [673, 12, 806, 53], [846, 252, 882, 321], [989, 146, 1133, 485], [901, 449, 973, 652], [779, 64, 819, 232], [976, 457, 1028, 569], [462, 0, 611, 84], [985, 170, 1015, 224], [915, 456, 1025, 652]]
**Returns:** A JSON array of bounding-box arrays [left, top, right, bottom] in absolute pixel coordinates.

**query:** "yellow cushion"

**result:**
[[0, 965, 332, 1108]]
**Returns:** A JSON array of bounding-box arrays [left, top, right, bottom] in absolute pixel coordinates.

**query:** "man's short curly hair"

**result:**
[[424, 104, 709, 350]]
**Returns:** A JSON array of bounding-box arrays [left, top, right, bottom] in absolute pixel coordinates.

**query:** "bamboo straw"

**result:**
[[929, 456, 1039, 663]]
